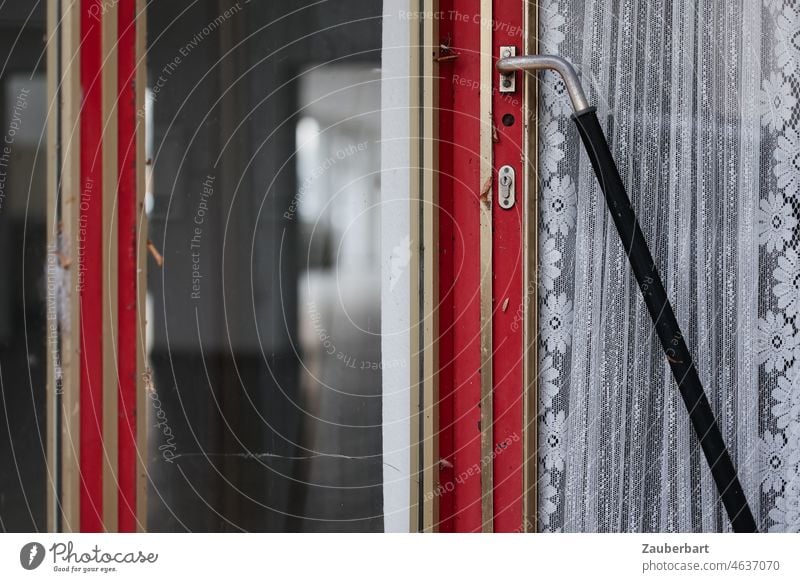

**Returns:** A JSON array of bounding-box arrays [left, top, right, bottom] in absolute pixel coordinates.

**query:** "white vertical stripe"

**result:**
[[380, 0, 412, 533]]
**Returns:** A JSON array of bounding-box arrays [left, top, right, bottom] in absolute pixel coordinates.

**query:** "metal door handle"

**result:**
[[496, 54, 589, 113]]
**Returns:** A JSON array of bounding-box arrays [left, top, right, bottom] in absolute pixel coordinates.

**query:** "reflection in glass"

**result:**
[[295, 65, 382, 531], [0, 3, 48, 532], [144, 0, 383, 531]]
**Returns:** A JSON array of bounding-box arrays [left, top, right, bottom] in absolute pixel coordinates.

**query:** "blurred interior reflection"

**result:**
[[0, 3, 47, 532], [145, 0, 383, 532], [294, 65, 382, 531]]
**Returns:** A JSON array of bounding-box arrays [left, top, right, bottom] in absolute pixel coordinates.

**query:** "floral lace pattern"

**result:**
[[536, 0, 571, 531], [759, 192, 797, 252], [538, 0, 800, 532], [761, 0, 800, 533]]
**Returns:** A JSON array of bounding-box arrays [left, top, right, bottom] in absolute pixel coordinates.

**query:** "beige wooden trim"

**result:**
[[101, 2, 120, 532], [408, 0, 422, 534], [478, 0, 494, 533], [59, 0, 82, 533], [408, 0, 440, 533], [135, 0, 149, 532], [45, 0, 59, 533], [421, 2, 440, 534], [521, 0, 539, 534]]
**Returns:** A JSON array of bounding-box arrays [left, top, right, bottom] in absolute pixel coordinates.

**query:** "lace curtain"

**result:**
[[538, 0, 800, 532]]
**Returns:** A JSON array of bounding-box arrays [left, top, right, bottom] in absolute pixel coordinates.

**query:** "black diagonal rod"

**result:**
[[572, 107, 757, 533], [496, 54, 757, 532]]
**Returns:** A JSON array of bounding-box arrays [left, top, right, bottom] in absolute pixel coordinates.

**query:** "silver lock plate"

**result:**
[[498, 165, 515, 209], [499, 46, 516, 93]]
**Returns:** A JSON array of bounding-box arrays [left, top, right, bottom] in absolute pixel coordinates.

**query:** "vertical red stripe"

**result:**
[[438, 0, 484, 532], [490, 0, 524, 533], [438, 1, 526, 532], [437, 2, 456, 531], [79, 0, 104, 532], [117, 0, 138, 532]]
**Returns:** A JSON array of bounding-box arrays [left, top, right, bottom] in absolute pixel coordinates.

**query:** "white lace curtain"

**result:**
[[538, 0, 800, 532]]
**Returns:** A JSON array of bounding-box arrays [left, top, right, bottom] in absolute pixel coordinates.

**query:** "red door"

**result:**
[[436, 0, 535, 533]]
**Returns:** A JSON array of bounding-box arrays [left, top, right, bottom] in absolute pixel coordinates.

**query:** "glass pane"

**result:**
[[294, 65, 383, 531], [145, 0, 384, 531], [0, 4, 48, 532]]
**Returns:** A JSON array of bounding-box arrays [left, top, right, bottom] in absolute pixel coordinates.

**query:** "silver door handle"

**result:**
[[496, 54, 590, 114]]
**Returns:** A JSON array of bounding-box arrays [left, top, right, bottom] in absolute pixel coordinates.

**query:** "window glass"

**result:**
[[145, 0, 384, 531], [0, 4, 48, 532]]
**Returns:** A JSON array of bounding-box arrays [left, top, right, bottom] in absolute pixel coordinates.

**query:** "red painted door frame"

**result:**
[[116, 0, 140, 533], [437, 0, 526, 532], [78, 0, 105, 532], [73, 0, 523, 533], [76, 0, 142, 532]]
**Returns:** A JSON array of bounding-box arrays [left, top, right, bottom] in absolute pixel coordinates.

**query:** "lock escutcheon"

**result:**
[[498, 165, 515, 209]]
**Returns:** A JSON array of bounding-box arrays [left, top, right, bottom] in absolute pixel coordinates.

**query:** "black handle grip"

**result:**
[[572, 107, 758, 533]]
